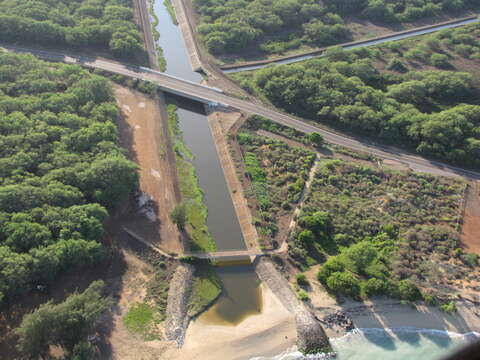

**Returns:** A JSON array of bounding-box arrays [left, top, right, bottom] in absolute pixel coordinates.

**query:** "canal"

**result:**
[[153, 0, 262, 324]]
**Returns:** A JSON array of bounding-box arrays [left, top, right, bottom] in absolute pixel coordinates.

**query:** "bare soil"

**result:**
[[97, 244, 170, 360], [461, 181, 480, 254], [115, 85, 183, 255]]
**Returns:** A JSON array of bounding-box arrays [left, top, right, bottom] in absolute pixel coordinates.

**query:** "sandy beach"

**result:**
[[162, 284, 297, 360], [340, 300, 480, 335]]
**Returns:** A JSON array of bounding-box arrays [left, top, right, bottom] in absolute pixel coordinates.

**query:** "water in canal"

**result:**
[[153, 0, 262, 324]]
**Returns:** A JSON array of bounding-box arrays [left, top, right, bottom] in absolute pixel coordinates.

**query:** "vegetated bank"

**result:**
[[0, 0, 145, 61], [192, 0, 479, 63], [232, 22, 480, 169], [164, 105, 222, 326], [148, 0, 168, 70], [166, 104, 217, 252]]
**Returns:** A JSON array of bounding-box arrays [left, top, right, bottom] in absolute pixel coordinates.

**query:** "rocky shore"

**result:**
[[164, 263, 194, 346]]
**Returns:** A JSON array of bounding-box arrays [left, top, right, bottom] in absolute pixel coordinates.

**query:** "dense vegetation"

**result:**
[[0, 0, 144, 58], [290, 158, 477, 300], [234, 118, 316, 248], [194, 0, 478, 58], [0, 52, 138, 305], [16, 280, 110, 358], [234, 24, 480, 168]]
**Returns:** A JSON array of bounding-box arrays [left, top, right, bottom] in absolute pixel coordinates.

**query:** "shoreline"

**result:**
[[319, 299, 480, 340]]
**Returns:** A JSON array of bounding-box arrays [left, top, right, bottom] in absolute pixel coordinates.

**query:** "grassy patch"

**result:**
[[188, 261, 222, 317], [123, 303, 160, 341], [167, 104, 216, 252]]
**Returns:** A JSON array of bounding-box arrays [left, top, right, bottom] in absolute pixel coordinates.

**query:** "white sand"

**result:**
[[162, 284, 296, 360], [344, 300, 480, 335]]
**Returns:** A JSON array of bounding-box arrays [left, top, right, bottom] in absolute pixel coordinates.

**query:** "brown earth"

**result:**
[[115, 85, 183, 255], [461, 181, 480, 254], [97, 243, 171, 360]]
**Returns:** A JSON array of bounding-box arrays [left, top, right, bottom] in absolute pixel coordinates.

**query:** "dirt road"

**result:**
[[461, 181, 480, 254], [116, 85, 182, 255]]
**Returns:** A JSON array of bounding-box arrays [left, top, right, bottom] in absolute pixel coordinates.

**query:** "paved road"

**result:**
[[222, 16, 479, 73], [2, 44, 479, 180], [134, 0, 159, 70]]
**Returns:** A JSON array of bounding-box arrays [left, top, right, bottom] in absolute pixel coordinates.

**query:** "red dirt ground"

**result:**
[[461, 181, 480, 254], [115, 86, 183, 255]]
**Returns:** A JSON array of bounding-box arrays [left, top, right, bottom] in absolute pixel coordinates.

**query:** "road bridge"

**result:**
[[2, 44, 480, 181], [186, 249, 278, 261]]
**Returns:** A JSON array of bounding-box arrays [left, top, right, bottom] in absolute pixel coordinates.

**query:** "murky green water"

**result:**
[[200, 264, 262, 325]]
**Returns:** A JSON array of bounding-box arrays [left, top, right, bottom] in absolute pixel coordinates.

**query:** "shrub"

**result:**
[[326, 271, 361, 299], [296, 273, 309, 286], [361, 278, 387, 297], [297, 289, 309, 301], [317, 257, 345, 284], [430, 53, 450, 69], [297, 229, 315, 245], [308, 132, 324, 147], [463, 253, 479, 267], [397, 279, 421, 301], [170, 203, 187, 230], [386, 58, 408, 73], [423, 293, 438, 306], [440, 301, 457, 313]]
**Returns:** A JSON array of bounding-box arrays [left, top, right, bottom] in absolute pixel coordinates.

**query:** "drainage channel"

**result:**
[[153, 0, 262, 325]]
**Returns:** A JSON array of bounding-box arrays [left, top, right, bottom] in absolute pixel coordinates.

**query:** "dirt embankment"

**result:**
[[207, 110, 260, 250], [116, 85, 183, 255], [255, 257, 330, 354], [461, 181, 480, 254]]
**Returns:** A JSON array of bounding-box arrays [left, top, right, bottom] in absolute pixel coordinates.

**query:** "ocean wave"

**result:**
[[333, 327, 480, 342], [251, 328, 479, 360]]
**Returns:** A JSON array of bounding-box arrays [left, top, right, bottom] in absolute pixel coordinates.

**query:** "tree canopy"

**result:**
[[0, 0, 144, 58], [244, 39, 480, 168], [0, 52, 138, 304], [16, 280, 111, 358], [194, 0, 478, 57]]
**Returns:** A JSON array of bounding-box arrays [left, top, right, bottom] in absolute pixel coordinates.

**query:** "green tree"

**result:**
[[308, 132, 324, 147], [361, 278, 387, 297], [397, 279, 421, 301], [430, 53, 450, 69], [81, 155, 138, 208], [326, 271, 361, 298], [170, 203, 187, 230], [16, 280, 110, 357], [297, 229, 315, 245]]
